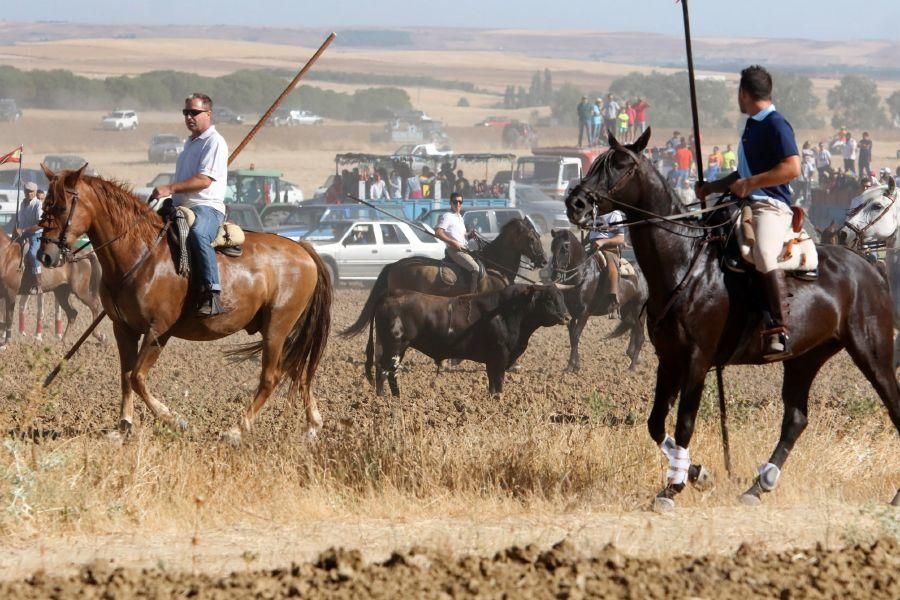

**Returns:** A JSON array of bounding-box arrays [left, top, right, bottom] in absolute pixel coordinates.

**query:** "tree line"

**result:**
[[0, 66, 413, 122]]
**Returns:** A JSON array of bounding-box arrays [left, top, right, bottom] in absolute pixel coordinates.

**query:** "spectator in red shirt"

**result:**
[[625, 101, 637, 143], [633, 97, 650, 134], [674, 142, 693, 187]]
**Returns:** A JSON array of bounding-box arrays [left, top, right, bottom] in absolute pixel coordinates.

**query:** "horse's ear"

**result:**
[[74, 163, 88, 181], [887, 176, 896, 196], [40, 162, 56, 181], [629, 127, 652, 153], [608, 132, 622, 149]]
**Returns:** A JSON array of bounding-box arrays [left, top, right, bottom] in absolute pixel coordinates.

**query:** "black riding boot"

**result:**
[[761, 269, 791, 361], [469, 271, 480, 294], [197, 289, 226, 318]]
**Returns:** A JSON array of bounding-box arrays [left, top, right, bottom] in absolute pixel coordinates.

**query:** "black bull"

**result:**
[[367, 284, 569, 396]]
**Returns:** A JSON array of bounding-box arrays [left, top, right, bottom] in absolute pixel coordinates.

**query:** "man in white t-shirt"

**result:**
[[434, 192, 481, 293], [842, 132, 858, 174], [589, 209, 626, 311], [150, 93, 229, 317]]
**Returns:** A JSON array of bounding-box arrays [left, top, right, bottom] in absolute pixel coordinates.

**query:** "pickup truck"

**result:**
[[394, 143, 453, 158], [514, 155, 582, 199]]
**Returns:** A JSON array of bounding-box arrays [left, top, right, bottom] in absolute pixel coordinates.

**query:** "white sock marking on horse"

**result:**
[[391, 316, 403, 339], [758, 462, 781, 491], [666, 445, 690, 486], [659, 434, 676, 461]]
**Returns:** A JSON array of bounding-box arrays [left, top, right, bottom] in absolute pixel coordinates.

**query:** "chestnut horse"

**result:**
[[37, 165, 332, 443], [0, 230, 104, 346], [565, 130, 900, 509]]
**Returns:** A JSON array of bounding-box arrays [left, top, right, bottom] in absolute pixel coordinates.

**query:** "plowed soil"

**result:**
[[2, 538, 898, 599]]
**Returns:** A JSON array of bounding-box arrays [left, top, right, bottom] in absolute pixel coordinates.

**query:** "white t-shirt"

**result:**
[[589, 210, 626, 240], [435, 211, 466, 245], [842, 138, 858, 161], [174, 125, 228, 214]]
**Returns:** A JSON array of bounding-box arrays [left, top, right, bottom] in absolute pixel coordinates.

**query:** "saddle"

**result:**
[[593, 251, 637, 277], [734, 205, 818, 273], [439, 251, 486, 288], [169, 205, 245, 276]]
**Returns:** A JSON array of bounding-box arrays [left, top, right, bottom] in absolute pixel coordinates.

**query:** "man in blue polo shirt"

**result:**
[[696, 65, 801, 360]]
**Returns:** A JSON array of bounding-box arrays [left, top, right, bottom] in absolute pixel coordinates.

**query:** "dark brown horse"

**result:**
[[549, 228, 647, 371], [0, 230, 104, 346], [37, 165, 332, 444], [342, 218, 547, 371], [565, 129, 900, 509]]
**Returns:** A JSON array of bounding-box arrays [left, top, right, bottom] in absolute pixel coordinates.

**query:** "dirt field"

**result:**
[[0, 36, 899, 595]]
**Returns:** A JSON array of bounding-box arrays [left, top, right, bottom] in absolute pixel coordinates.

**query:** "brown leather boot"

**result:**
[[761, 269, 791, 361]]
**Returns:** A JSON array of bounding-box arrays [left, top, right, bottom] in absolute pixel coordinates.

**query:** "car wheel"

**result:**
[[323, 260, 337, 286]]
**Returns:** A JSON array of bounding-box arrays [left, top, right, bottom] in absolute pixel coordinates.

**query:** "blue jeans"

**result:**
[[25, 232, 40, 274], [578, 119, 591, 146], [188, 205, 225, 292]]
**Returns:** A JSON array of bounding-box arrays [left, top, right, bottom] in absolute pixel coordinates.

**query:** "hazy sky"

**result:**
[[6, 1, 899, 41]]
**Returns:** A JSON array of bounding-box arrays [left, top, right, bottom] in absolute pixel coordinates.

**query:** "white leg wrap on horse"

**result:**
[[666, 445, 690, 486], [659, 434, 676, 462], [758, 462, 781, 491]]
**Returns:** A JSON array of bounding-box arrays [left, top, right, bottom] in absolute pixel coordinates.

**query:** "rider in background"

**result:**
[[696, 65, 801, 361], [434, 192, 480, 293], [14, 181, 42, 293], [589, 208, 626, 314]]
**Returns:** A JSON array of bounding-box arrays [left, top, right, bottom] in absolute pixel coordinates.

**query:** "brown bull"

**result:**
[[368, 284, 569, 396]]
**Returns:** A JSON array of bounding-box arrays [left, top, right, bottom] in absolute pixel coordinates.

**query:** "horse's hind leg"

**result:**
[[71, 267, 106, 342], [222, 332, 285, 446], [564, 312, 588, 373], [130, 331, 187, 432], [111, 321, 139, 438], [843, 321, 900, 506], [623, 303, 646, 371], [741, 344, 838, 505]]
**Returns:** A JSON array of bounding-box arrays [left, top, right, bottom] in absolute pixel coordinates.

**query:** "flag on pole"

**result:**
[[0, 145, 22, 165]]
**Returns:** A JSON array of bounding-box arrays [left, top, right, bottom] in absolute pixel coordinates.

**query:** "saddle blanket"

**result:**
[[177, 206, 244, 248], [736, 205, 818, 272], [594, 252, 637, 277]]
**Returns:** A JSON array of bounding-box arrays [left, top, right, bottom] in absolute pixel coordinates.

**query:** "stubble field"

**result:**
[[0, 43, 898, 595]]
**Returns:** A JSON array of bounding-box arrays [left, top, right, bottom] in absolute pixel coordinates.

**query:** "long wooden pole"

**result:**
[[44, 33, 337, 388], [680, 0, 705, 200], [228, 32, 336, 165], [679, 1, 732, 475]]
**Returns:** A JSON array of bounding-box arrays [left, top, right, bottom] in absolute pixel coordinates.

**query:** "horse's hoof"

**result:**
[[508, 364, 523, 373], [104, 430, 125, 445], [652, 496, 675, 513], [740, 493, 762, 507], [34, 333, 42, 343], [891, 490, 900, 507], [172, 415, 189, 432], [219, 429, 242, 447], [689, 464, 714, 492]]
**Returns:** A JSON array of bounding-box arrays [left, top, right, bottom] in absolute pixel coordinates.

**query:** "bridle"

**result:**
[[843, 187, 897, 252], [39, 185, 81, 261]]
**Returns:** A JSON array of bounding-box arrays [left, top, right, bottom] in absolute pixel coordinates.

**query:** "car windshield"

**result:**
[[226, 207, 261, 230], [418, 209, 448, 228], [411, 226, 439, 244], [261, 207, 322, 228], [153, 135, 180, 144], [111, 112, 128, 118], [148, 173, 174, 187], [304, 221, 352, 243]]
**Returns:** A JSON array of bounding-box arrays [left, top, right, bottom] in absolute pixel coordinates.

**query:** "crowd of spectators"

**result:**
[[577, 95, 649, 147], [324, 159, 508, 204]]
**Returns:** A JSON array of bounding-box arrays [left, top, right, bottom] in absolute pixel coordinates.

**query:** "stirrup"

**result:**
[[196, 291, 226, 317], [791, 269, 818, 281], [724, 256, 747, 273], [762, 327, 791, 361], [219, 245, 243, 257]]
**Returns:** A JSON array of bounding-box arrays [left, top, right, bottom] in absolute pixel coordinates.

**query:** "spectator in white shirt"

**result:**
[[369, 172, 390, 200]]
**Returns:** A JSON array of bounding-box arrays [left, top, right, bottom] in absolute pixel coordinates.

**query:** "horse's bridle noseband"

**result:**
[[843, 188, 897, 251], [39, 186, 80, 259]]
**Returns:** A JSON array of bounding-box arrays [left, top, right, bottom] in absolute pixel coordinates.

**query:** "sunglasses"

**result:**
[[182, 108, 209, 117], [451, 199, 463, 204]]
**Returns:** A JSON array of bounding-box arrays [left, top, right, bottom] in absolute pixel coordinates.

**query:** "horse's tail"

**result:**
[[364, 317, 375, 385], [225, 242, 332, 400], [87, 253, 102, 299], [342, 264, 390, 338]]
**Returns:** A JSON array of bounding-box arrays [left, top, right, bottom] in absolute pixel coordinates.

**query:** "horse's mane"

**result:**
[[588, 145, 685, 215], [61, 173, 163, 245]]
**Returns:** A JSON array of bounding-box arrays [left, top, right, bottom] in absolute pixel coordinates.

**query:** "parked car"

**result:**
[[268, 108, 323, 126], [147, 134, 184, 163], [0, 167, 49, 191], [214, 106, 244, 125], [226, 169, 303, 205], [133, 172, 175, 201], [513, 183, 572, 234], [261, 203, 398, 237], [225, 203, 263, 231], [0, 98, 22, 122], [474, 116, 513, 128], [304, 219, 444, 284], [101, 109, 139, 131], [42, 154, 98, 176]]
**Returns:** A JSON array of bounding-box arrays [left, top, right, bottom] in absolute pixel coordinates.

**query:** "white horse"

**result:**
[[843, 178, 900, 367]]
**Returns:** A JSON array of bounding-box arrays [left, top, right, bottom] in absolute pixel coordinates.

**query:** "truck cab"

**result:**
[[514, 155, 582, 200]]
